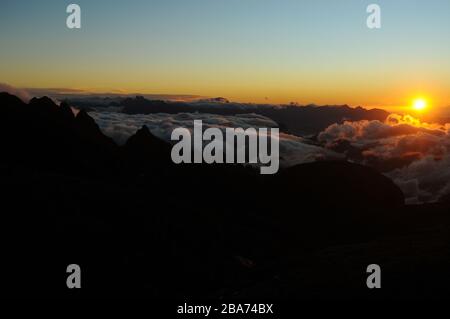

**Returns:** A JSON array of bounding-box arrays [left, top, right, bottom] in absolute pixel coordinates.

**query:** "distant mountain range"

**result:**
[[63, 95, 390, 136], [119, 96, 390, 136]]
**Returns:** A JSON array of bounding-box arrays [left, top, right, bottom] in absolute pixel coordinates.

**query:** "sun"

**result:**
[[412, 98, 427, 111]]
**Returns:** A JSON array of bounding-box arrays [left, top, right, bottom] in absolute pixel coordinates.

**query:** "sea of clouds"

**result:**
[[2, 83, 449, 204], [91, 110, 450, 204], [90, 111, 342, 167]]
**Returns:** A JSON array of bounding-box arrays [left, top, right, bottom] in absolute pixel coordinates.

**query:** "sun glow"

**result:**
[[412, 98, 427, 111]]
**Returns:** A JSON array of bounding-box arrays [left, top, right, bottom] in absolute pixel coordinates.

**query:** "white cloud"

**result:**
[[318, 114, 450, 203]]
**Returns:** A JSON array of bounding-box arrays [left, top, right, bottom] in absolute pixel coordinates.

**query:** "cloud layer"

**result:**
[[91, 110, 450, 203], [90, 111, 341, 168], [318, 114, 450, 203]]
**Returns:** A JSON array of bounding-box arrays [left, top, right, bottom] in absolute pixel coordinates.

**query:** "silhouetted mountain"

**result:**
[[0, 92, 118, 176], [277, 161, 404, 209], [121, 96, 390, 135], [75, 110, 116, 147], [59, 101, 75, 122], [121, 125, 173, 174], [0, 91, 25, 113], [122, 96, 190, 113], [259, 105, 390, 136], [198, 97, 230, 103], [29, 96, 59, 112]]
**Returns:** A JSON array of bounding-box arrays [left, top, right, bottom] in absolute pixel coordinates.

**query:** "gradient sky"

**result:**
[[1, 0, 450, 110]]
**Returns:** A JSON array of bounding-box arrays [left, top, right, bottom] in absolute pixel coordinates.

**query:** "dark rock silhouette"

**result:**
[[0, 91, 25, 113], [276, 161, 404, 209], [124, 125, 171, 158], [121, 125, 173, 175]]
